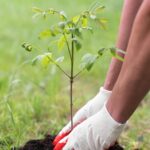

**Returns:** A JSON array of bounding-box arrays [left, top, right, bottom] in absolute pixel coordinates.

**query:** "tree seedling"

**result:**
[[22, 2, 124, 131], [20, 2, 126, 150]]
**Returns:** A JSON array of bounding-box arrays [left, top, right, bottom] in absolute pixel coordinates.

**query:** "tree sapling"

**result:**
[[21, 2, 124, 149]]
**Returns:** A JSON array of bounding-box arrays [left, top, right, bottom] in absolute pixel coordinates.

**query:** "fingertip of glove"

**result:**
[[54, 137, 68, 150], [54, 142, 66, 150], [53, 132, 69, 146]]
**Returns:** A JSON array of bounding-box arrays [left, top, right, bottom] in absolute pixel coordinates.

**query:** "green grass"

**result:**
[[0, 0, 149, 149]]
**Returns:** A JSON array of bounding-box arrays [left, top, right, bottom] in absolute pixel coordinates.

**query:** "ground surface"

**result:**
[[0, 0, 150, 149]]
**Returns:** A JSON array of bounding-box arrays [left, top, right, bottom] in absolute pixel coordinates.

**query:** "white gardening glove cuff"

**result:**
[[85, 86, 112, 117], [99, 104, 126, 148], [59, 87, 112, 136], [63, 104, 126, 150]]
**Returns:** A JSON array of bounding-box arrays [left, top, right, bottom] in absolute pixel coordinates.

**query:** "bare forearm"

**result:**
[[104, 0, 143, 90], [107, 0, 150, 123]]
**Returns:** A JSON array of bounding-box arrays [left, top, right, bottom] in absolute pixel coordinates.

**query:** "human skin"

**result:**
[[106, 0, 150, 123], [104, 0, 143, 91]]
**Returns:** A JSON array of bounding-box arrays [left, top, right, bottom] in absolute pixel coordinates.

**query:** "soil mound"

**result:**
[[18, 134, 124, 150]]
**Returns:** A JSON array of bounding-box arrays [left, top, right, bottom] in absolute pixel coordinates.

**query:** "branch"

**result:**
[[74, 68, 85, 79], [75, 15, 82, 27], [51, 59, 70, 78], [63, 33, 72, 60]]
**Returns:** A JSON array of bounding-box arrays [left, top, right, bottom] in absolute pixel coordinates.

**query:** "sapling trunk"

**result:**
[[70, 33, 75, 130], [70, 76, 73, 130]]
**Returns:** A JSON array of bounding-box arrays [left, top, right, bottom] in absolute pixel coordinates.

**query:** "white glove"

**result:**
[[59, 87, 112, 135], [63, 104, 126, 150]]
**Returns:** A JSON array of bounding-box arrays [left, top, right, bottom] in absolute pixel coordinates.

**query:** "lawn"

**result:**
[[0, 0, 149, 149]]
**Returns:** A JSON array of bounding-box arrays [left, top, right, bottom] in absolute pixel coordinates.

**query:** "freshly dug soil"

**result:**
[[18, 134, 124, 150], [109, 142, 124, 150], [18, 134, 55, 150]]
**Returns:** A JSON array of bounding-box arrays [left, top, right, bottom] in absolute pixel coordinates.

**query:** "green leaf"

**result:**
[[57, 35, 65, 50], [95, 6, 105, 13], [67, 27, 81, 35], [66, 21, 74, 27], [81, 26, 93, 33], [75, 41, 82, 51], [42, 11, 47, 19], [41, 58, 49, 68], [110, 48, 124, 62], [32, 8, 57, 19], [110, 47, 116, 56], [32, 57, 39, 66], [58, 22, 66, 30], [50, 26, 61, 36], [82, 11, 89, 18], [32, 7, 43, 13], [39, 29, 51, 39], [74, 28, 82, 38], [66, 28, 74, 34], [55, 56, 64, 63], [98, 48, 105, 56], [97, 18, 108, 29], [81, 17, 88, 28], [22, 43, 32, 52], [74, 39, 82, 51], [59, 11, 67, 20], [80, 53, 98, 71], [64, 28, 71, 34], [90, 14, 96, 20], [47, 8, 56, 14], [32, 52, 53, 68], [72, 15, 80, 24]]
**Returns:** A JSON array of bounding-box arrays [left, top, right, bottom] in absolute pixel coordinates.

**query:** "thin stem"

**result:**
[[75, 15, 82, 27], [33, 45, 42, 51], [3, 70, 18, 127], [63, 33, 72, 60], [55, 63, 70, 78], [88, 1, 100, 12], [50, 58, 70, 78], [70, 77, 73, 130], [6, 102, 16, 126], [74, 3, 96, 28], [74, 68, 85, 79], [70, 33, 75, 130]]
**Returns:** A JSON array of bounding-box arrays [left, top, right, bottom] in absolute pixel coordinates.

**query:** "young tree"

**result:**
[[22, 2, 124, 130]]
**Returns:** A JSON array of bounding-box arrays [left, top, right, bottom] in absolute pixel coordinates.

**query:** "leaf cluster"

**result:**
[[22, 2, 125, 77]]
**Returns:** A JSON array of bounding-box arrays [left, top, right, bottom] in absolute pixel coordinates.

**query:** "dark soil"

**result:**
[[109, 142, 124, 150], [17, 134, 124, 150], [18, 134, 55, 150]]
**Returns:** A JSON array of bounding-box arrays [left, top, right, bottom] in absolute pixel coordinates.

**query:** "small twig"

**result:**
[[63, 33, 72, 60], [88, 1, 100, 12], [50, 59, 70, 78], [55, 63, 70, 78], [56, 64, 70, 78], [74, 68, 85, 79], [75, 15, 82, 27]]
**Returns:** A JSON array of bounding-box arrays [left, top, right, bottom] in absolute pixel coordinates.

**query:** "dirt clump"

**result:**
[[18, 134, 124, 150]]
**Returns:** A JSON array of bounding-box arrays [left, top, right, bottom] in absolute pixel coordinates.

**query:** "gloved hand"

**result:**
[[53, 87, 112, 145], [55, 104, 125, 150]]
